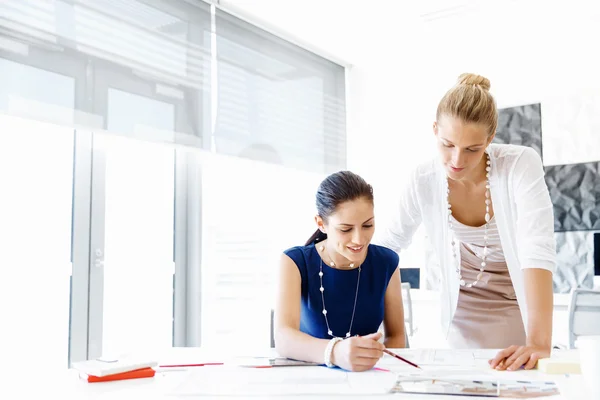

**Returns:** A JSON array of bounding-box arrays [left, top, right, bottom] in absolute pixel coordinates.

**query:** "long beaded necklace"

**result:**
[[447, 153, 491, 288], [318, 245, 361, 338]]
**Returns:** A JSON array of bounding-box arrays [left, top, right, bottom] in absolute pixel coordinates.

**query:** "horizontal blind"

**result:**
[[74, 0, 210, 90], [1, 0, 211, 89], [214, 8, 346, 175], [1, 1, 346, 162], [0, 0, 211, 145]]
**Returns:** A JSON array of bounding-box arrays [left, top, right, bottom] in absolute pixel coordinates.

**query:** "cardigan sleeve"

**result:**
[[512, 147, 556, 272], [376, 168, 423, 253]]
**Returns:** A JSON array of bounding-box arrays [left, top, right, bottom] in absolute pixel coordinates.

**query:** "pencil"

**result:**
[[383, 348, 421, 369]]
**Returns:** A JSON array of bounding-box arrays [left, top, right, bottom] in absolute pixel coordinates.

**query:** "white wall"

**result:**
[[412, 0, 600, 167]]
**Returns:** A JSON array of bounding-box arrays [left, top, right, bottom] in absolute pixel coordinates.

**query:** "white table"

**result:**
[[9, 348, 590, 399]]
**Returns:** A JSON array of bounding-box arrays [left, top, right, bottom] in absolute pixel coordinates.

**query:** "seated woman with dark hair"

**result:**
[[274, 171, 406, 372]]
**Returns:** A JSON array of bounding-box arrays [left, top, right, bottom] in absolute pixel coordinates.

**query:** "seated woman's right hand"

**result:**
[[331, 332, 384, 372]]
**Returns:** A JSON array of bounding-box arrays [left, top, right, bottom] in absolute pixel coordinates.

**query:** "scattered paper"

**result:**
[[169, 366, 360, 396], [377, 348, 498, 368]]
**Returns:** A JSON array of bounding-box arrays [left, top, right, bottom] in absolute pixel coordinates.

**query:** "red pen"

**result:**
[[373, 367, 391, 372], [355, 334, 420, 369], [158, 362, 223, 368], [383, 349, 421, 369]]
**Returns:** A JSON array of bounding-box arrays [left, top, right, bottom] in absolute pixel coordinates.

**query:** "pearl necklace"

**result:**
[[447, 153, 491, 288], [318, 245, 361, 338]]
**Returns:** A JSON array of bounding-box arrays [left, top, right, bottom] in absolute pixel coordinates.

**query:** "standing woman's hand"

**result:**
[[331, 332, 384, 372], [489, 344, 550, 371]]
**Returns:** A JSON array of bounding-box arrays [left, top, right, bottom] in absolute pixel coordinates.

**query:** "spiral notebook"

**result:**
[[389, 376, 559, 398]]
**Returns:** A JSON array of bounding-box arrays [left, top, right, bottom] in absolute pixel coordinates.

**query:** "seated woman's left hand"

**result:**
[[489, 345, 550, 371]]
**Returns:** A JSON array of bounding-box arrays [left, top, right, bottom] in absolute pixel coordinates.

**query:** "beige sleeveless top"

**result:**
[[447, 215, 526, 349]]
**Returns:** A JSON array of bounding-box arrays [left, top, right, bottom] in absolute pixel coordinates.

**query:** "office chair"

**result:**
[[567, 288, 600, 349]]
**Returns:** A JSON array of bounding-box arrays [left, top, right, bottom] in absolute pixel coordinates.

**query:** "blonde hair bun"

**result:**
[[457, 73, 491, 91]]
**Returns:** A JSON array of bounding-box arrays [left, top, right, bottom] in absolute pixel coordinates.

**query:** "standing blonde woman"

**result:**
[[379, 73, 556, 371]]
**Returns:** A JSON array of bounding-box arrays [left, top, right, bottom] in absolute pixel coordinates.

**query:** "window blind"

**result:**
[[0, 0, 211, 145], [0, 1, 346, 172], [214, 8, 346, 174]]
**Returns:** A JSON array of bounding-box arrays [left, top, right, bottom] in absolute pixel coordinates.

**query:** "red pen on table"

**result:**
[[372, 367, 391, 372], [159, 362, 223, 368], [382, 348, 421, 369]]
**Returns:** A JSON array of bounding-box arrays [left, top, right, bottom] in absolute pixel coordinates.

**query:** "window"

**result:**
[[0, 112, 73, 373], [0, 115, 74, 370], [198, 9, 346, 348], [81, 0, 211, 357], [213, 9, 346, 173], [200, 152, 323, 349], [0, 56, 78, 369], [96, 109, 176, 356], [1, 0, 347, 360]]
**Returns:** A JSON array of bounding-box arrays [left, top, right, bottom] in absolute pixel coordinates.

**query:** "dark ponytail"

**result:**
[[305, 171, 374, 246], [305, 229, 327, 246]]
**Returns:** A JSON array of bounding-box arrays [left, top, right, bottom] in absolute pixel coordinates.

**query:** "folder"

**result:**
[[80, 367, 156, 383]]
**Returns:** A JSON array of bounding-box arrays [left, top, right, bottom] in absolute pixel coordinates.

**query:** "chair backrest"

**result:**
[[401, 282, 414, 338], [270, 309, 275, 348], [567, 289, 600, 349]]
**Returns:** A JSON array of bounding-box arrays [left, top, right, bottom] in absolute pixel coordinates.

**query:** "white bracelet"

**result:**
[[324, 337, 343, 367]]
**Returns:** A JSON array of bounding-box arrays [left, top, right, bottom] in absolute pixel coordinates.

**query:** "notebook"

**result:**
[[72, 357, 158, 377]]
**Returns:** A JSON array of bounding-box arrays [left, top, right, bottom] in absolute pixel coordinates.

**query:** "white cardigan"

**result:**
[[378, 144, 556, 336]]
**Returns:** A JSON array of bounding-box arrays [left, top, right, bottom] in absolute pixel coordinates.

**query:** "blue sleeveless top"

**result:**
[[284, 243, 399, 339]]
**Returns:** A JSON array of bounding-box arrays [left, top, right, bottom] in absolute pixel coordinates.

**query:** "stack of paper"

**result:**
[[537, 357, 581, 374], [72, 357, 158, 383]]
